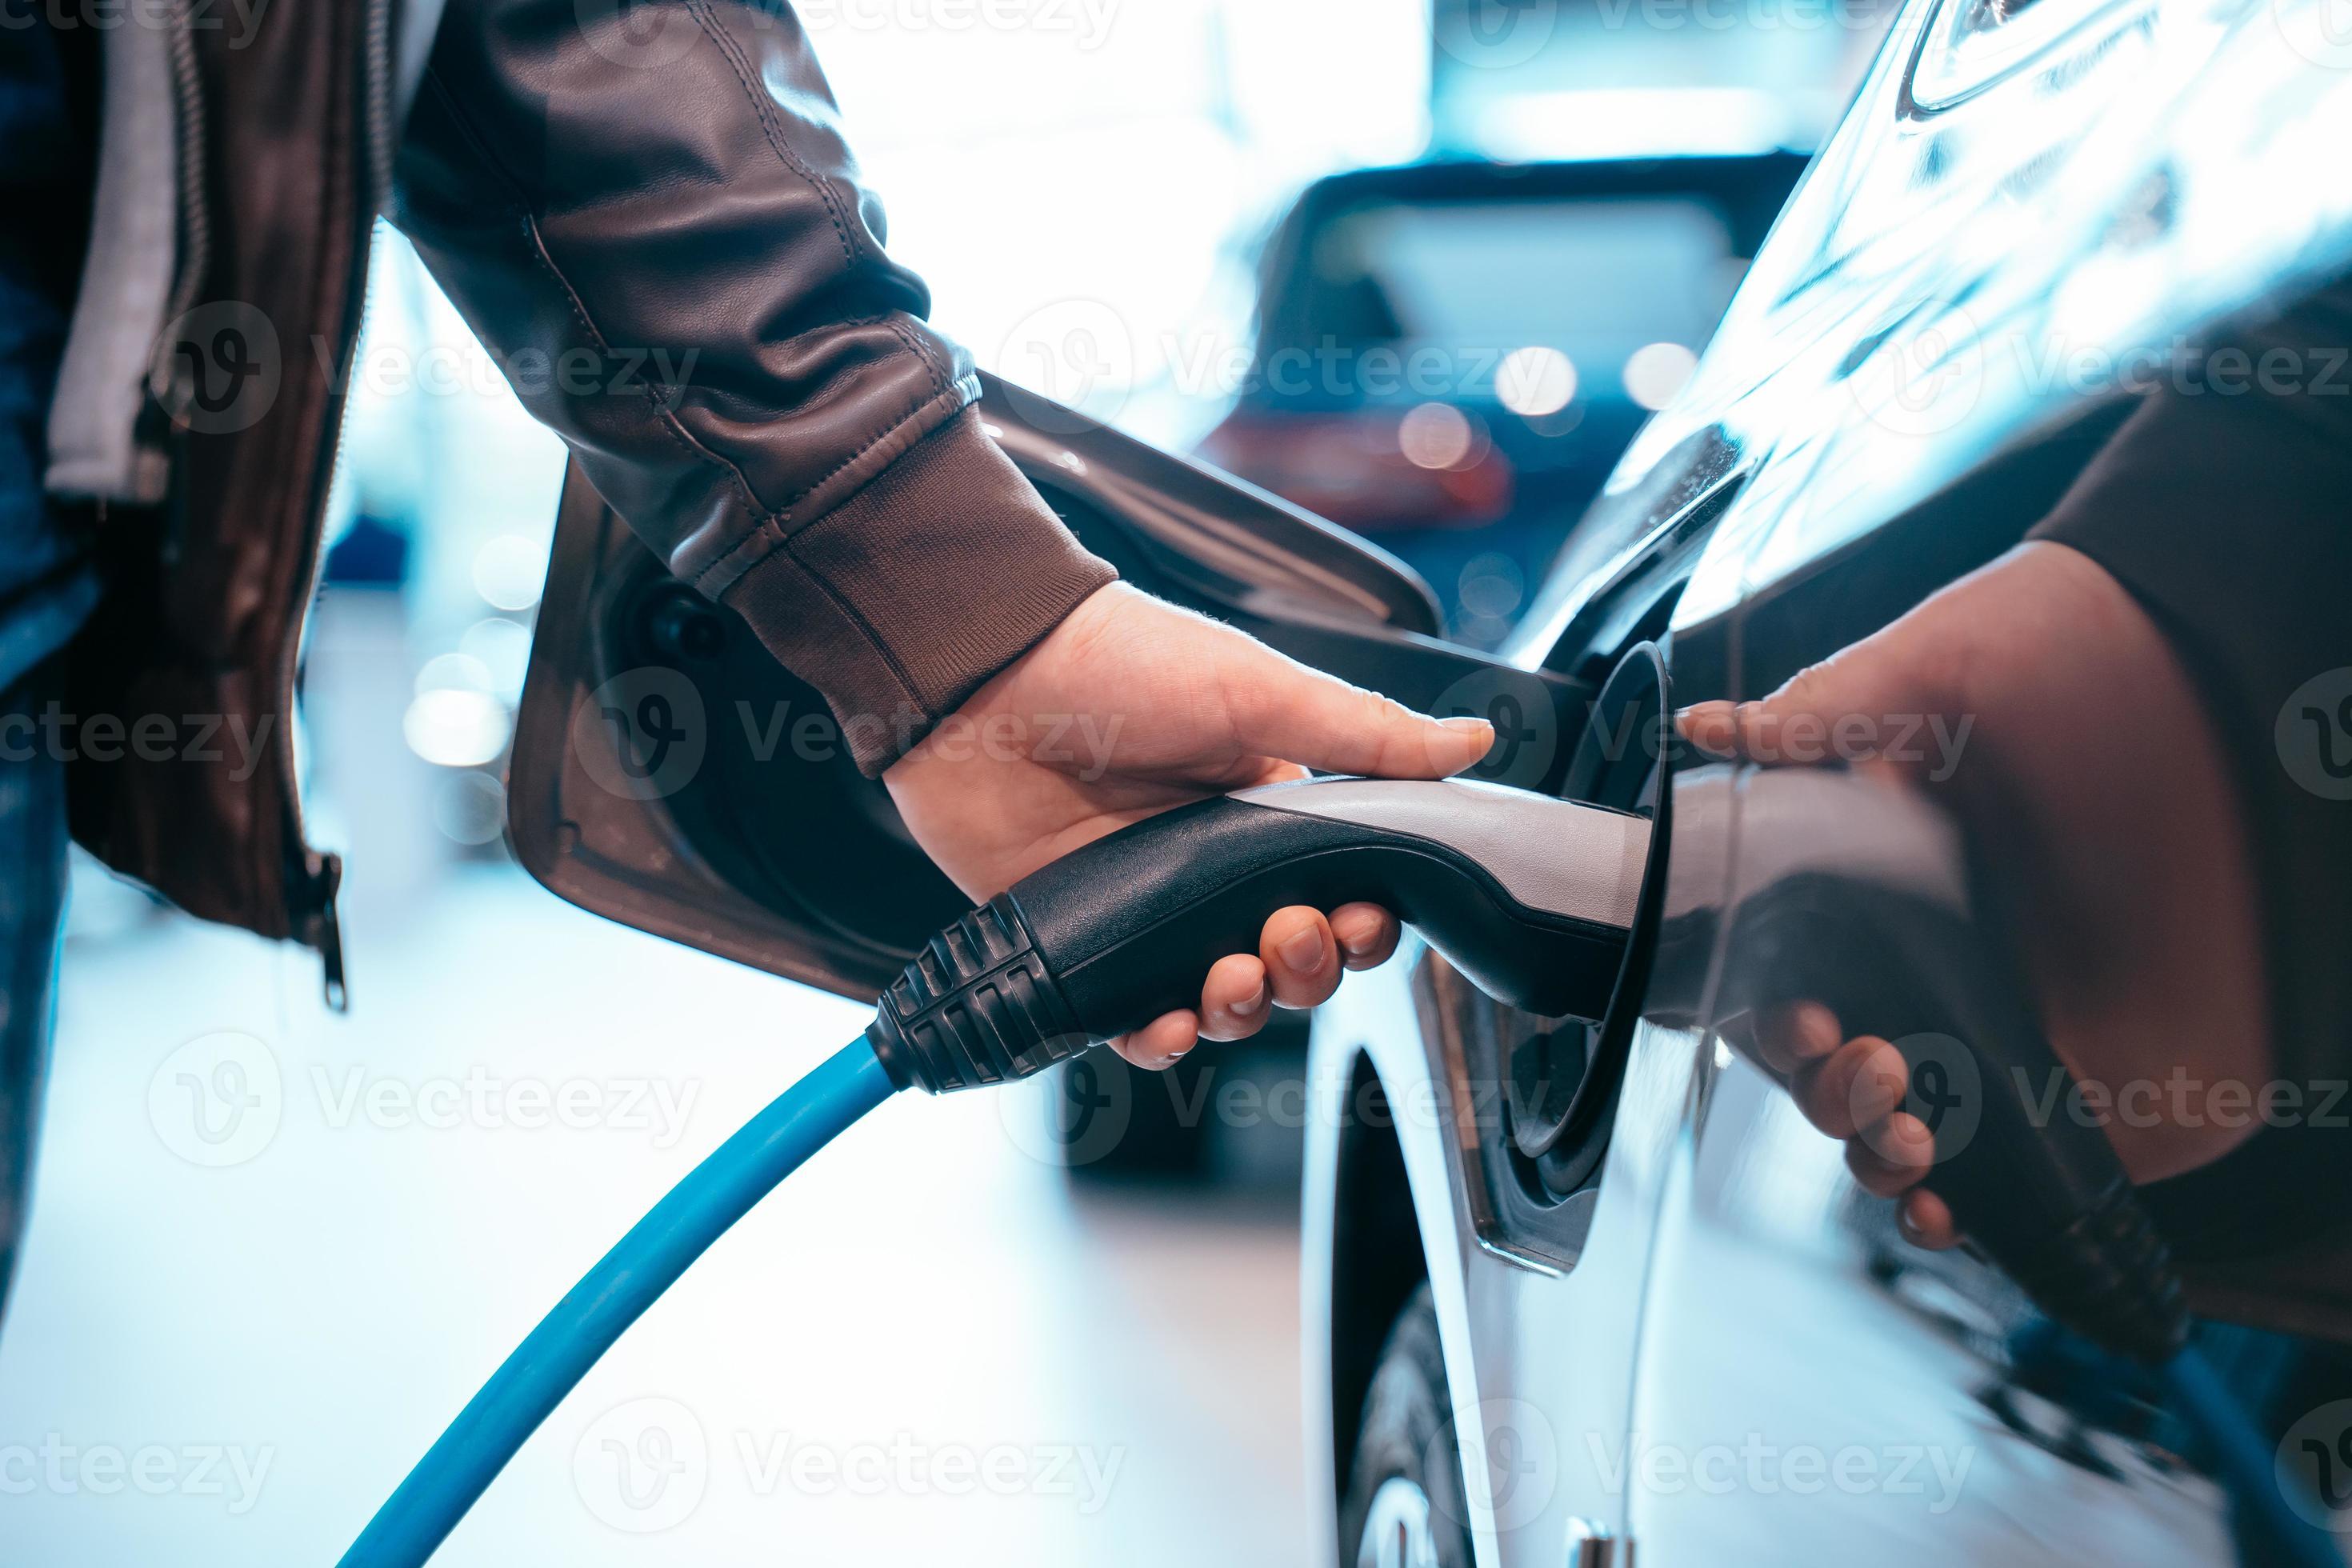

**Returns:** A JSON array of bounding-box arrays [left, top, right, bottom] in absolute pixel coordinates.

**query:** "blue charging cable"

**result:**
[[338, 1039, 899, 1566]]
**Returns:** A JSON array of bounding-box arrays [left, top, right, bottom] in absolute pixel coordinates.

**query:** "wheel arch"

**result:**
[[1325, 1046, 1430, 1511]]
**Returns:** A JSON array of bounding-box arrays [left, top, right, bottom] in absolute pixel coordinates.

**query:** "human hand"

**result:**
[[882, 582, 1494, 1069], [1678, 542, 2270, 1249]]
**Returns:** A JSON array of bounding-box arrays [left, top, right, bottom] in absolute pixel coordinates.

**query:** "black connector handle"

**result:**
[[866, 778, 1650, 1094]]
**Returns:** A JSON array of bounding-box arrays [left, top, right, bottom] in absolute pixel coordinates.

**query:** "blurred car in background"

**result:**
[[1196, 154, 1805, 644]]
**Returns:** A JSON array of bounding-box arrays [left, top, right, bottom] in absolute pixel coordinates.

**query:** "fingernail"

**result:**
[[1338, 926, 1378, 959], [1279, 926, 1326, 971], [1229, 983, 1266, 1018], [1438, 716, 1493, 738]]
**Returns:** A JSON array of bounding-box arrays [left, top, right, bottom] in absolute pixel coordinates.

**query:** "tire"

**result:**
[[1339, 1284, 1474, 1568]]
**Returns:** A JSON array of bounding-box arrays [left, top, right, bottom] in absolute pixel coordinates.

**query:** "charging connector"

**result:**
[[870, 778, 1648, 1095]]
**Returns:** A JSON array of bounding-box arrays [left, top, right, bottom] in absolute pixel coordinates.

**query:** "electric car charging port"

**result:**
[[1422, 642, 1669, 1270]]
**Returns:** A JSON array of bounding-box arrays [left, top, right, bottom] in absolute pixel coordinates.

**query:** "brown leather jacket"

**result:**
[[63, 0, 1111, 994]]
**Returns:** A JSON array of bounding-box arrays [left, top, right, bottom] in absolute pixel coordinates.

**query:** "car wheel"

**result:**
[[1340, 1283, 1473, 1568]]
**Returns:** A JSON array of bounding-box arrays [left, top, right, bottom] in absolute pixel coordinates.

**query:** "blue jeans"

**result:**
[[0, 663, 66, 1327], [0, 10, 84, 1329], [0, 10, 98, 694]]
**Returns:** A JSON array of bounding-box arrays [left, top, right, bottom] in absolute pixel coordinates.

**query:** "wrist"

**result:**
[[722, 408, 1116, 778]]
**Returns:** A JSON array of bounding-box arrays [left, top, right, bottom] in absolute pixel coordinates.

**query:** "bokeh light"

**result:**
[[470, 535, 550, 612], [402, 688, 511, 768], [1495, 346, 1578, 418], [1398, 402, 1474, 469], [1622, 342, 1699, 410]]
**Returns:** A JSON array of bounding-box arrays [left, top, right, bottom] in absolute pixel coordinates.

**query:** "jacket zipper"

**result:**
[[140, 0, 214, 487], [280, 0, 398, 1012]]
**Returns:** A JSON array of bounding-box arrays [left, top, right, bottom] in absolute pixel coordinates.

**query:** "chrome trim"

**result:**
[[1359, 1478, 1445, 1568]]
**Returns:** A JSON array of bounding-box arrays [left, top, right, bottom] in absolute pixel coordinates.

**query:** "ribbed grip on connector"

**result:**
[[865, 894, 1090, 1094], [1999, 1180, 2190, 1364]]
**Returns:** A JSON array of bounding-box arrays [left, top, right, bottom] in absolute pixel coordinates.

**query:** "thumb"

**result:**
[[1227, 647, 1494, 779], [1677, 623, 1930, 770]]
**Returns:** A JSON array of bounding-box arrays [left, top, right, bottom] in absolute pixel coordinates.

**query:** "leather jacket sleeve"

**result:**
[[390, 0, 1114, 774]]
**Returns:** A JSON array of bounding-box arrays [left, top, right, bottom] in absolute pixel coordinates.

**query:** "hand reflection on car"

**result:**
[[1678, 539, 2273, 1252]]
